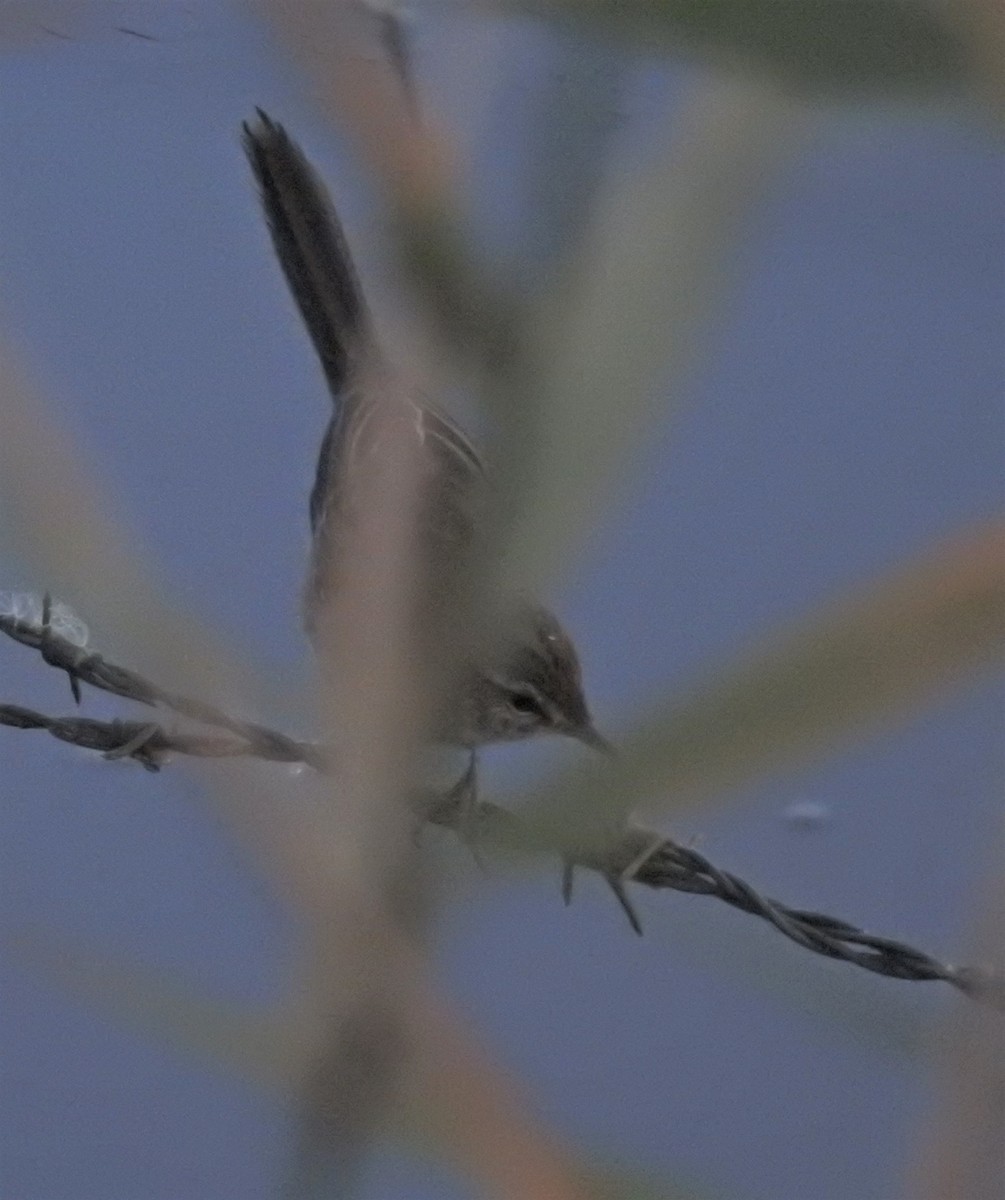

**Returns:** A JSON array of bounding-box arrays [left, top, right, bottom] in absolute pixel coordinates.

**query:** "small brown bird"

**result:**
[[242, 111, 639, 931]]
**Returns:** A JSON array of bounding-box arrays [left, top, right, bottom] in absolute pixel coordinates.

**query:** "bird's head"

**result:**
[[459, 602, 611, 753]]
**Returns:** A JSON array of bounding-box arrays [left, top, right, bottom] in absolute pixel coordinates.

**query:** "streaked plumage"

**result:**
[[242, 110, 606, 751], [242, 112, 644, 931]]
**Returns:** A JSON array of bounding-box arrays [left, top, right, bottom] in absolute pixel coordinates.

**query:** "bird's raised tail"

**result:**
[[242, 109, 373, 397]]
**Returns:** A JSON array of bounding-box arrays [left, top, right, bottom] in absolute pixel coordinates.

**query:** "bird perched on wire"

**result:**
[[242, 110, 641, 931]]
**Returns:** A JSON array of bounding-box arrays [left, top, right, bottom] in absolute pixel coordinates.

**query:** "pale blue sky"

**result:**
[[1, 6, 1002, 1199]]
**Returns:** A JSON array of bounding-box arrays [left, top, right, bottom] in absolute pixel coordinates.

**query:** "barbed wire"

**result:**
[[0, 606, 325, 768], [0, 703, 267, 769], [2, 607, 1002, 1012]]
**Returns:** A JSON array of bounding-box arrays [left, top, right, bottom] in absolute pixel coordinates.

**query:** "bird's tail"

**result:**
[[242, 109, 373, 397]]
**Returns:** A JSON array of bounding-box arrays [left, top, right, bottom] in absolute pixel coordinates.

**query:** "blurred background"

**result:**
[[0, 3, 1002, 1199]]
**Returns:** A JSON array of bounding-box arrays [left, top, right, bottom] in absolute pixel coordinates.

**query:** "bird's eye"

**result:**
[[509, 688, 544, 717]]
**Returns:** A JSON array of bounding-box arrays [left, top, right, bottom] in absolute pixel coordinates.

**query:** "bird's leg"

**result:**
[[602, 872, 643, 937], [561, 858, 576, 906], [562, 831, 663, 937], [449, 750, 487, 871], [562, 859, 642, 935], [604, 833, 665, 936]]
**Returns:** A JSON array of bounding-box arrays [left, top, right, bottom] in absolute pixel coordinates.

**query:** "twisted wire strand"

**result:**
[[0, 703, 284, 770], [2, 613, 1001, 1010], [0, 611, 325, 769]]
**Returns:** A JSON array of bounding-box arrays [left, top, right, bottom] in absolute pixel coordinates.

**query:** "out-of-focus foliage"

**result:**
[[2, 2, 1001, 1198], [523, 524, 1005, 837], [502, 0, 970, 97], [510, 78, 804, 593]]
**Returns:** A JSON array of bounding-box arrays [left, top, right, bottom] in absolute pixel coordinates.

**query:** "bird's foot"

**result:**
[[450, 751, 488, 872], [562, 833, 663, 936]]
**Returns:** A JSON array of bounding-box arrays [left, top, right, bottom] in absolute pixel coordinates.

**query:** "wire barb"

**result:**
[[0, 611, 326, 770], [2, 613, 1002, 1011]]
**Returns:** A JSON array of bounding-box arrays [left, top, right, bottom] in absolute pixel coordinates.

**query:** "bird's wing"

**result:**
[[306, 394, 487, 644]]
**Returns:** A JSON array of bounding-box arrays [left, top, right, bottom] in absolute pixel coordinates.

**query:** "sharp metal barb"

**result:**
[[603, 872, 644, 936], [2, 616, 1002, 1011], [561, 859, 575, 906]]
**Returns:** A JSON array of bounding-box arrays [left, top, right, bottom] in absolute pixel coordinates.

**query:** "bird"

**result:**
[[242, 110, 641, 932]]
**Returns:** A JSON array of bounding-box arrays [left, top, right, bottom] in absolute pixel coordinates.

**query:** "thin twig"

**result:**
[[2, 614, 1002, 1012]]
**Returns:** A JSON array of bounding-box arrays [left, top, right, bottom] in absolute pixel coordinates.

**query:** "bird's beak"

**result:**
[[576, 723, 616, 757]]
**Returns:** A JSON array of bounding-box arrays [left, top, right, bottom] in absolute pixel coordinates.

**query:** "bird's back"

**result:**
[[306, 376, 485, 633], [242, 112, 486, 632], [244, 111, 603, 757]]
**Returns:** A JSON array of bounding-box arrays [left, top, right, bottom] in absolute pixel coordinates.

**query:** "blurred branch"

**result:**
[[251, 0, 448, 209], [5, 924, 607, 1200], [907, 836, 1005, 1200], [3, 610, 1002, 1010], [3, 924, 289, 1085], [517, 36, 626, 273], [358, 0, 420, 121], [248, 2, 542, 543], [0, 336, 282, 715], [5, 8, 998, 1194], [495, 0, 971, 99], [252, 6, 812, 629], [521, 520, 1005, 831], [1, 339, 419, 1200], [510, 74, 807, 593], [949, 0, 1005, 117], [248, 2, 542, 689]]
